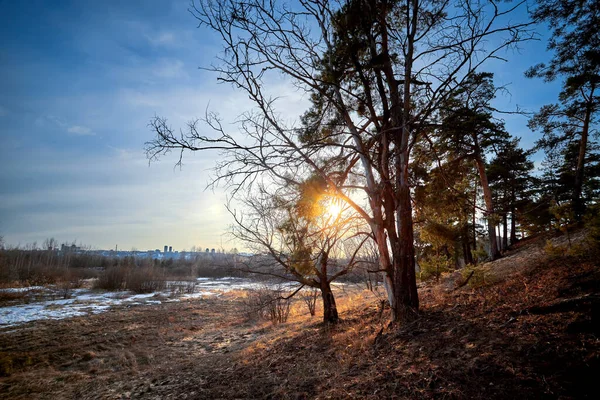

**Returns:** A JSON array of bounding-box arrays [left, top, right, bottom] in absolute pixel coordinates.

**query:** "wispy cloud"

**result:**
[[146, 31, 176, 47], [0, 105, 8, 117], [34, 114, 95, 136], [67, 125, 95, 136]]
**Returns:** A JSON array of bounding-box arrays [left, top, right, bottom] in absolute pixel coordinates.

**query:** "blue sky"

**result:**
[[0, 0, 558, 250]]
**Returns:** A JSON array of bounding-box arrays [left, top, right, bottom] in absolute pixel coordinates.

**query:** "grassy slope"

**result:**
[[196, 232, 599, 399], [1, 231, 598, 399]]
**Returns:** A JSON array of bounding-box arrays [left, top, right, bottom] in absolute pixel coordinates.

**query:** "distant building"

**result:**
[[61, 244, 80, 253], [169, 246, 172, 253], [164, 245, 168, 253]]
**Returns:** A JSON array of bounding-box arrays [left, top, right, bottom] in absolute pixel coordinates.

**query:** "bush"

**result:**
[[419, 254, 454, 282], [125, 267, 166, 293], [168, 280, 197, 296], [472, 246, 489, 265], [544, 240, 567, 258], [461, 264, 487, 288], [243, 286, 292, 324], [57, 269, 86, 299], [94, 266, 127, 291]]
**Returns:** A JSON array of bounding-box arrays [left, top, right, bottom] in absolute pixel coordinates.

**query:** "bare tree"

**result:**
[[229, 180, 368, 323], [146, 0, 533, 322]]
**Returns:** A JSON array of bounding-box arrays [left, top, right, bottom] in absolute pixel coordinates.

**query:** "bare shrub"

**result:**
[[26, 264, 62, 286], [57, 271, 85, 299], [243, 286, 292, 324], [94, 266, 127, 291], [168, 280, 197, 296], [125, 267, 166, 293], [184, 280, 197, 294], [0, 290, 27, 304], [301, 288, 319, 317]]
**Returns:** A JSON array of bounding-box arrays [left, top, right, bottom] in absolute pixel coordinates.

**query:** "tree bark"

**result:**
[[320, 279, 338, 324], [385, 0, 420, 323], [463, 225, 474, 265], [317, 252, 338, 324], [393, 173, 419, 321], [475, 156, 500, 260], [573, 88, 594, 221], [502, 213, 508, 251], [510, 187, 518, 244], [472, 180, 478, 252]]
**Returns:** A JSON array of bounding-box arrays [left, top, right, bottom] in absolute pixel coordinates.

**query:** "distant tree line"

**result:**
[[0, 241, 245, 287]]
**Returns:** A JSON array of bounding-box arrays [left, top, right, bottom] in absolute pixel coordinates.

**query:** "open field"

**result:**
[[1, 234, 599, 399], [0, 278, 301, 327], [0, 286, 377, 399]]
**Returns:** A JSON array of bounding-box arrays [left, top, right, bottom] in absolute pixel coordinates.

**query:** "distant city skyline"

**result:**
[[0, 0, 560, 250]]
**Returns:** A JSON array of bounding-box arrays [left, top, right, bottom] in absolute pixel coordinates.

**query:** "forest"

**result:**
[[1, 0, 599, 398]]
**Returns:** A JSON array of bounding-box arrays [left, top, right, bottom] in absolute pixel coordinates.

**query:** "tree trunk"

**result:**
[[475, 156, 500, 260], [392, 152, 419, 322], [320, 280, 338, 324], [510, 188, 518, 244], [388, 0, 419, 323], [502, 213, 508, 250], [472, 180, 478, 252], [462, 224, 474, 265], [573, 92, 593, 221], [317, 252, 338, 323]]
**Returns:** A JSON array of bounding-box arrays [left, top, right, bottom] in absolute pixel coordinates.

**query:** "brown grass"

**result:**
[[0, 234, 598, 399]]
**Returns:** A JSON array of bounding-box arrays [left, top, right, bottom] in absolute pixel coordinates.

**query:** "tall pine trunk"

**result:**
[[393, 165, 419, 321], [573, 92, 593, 221], [475, 156, 500, 260], [502, 213, 508, 250], [388, 0, 420, 322], [510, 188, 518, 244]]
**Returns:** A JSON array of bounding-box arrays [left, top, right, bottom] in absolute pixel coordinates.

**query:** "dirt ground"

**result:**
[[1, 234, 599, 399]]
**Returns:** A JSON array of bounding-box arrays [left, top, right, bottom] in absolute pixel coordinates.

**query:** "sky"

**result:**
[[0, 0, 559, 251]]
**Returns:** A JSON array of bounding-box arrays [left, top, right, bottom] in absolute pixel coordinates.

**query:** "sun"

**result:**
[[325, 200, 343, 220]]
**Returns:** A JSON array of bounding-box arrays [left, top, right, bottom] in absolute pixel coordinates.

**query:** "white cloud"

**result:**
[[146, 31, 176, 47], [67, 125, 95, 136], [34, 114, 95, 136]]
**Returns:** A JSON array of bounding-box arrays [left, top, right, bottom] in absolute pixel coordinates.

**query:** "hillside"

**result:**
[[1, 231, 598, 399]]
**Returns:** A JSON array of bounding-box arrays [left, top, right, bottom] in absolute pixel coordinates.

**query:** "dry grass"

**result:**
[[1, 233, 598, 399]]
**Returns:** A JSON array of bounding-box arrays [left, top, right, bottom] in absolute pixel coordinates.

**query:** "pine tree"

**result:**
[[527, 0, 600, 220], [488, 139, 535, 246], [435, 73, 510, 259]]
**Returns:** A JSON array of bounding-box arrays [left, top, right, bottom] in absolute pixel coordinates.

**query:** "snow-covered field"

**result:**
[[0, 277, 296, 327]]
